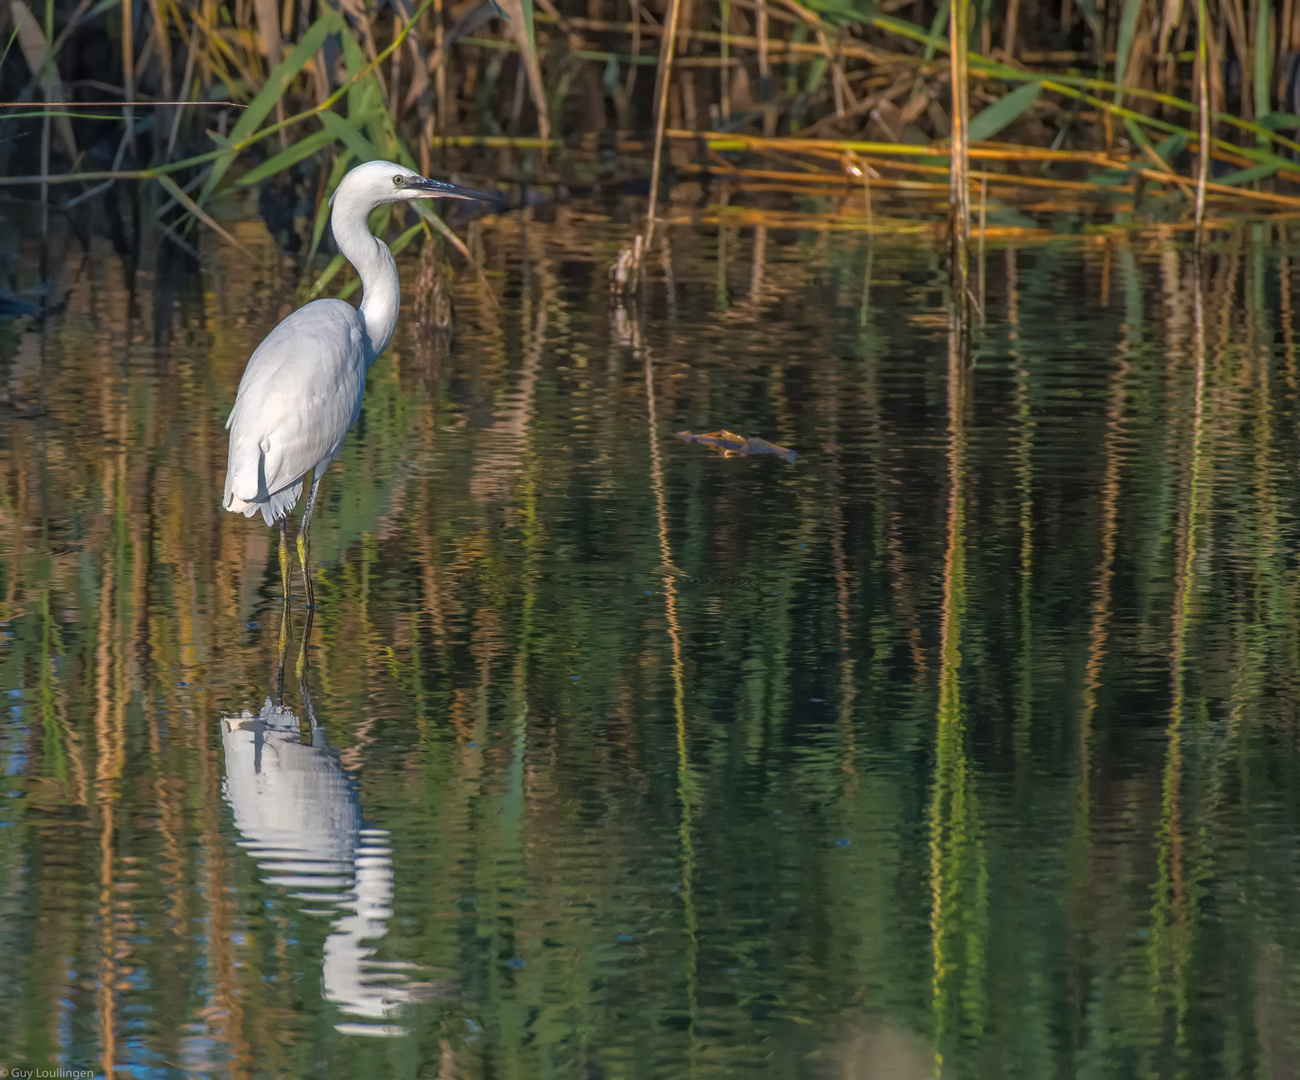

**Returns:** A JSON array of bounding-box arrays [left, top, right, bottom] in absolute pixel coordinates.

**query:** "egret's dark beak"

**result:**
[[408, 175, 500, 204]]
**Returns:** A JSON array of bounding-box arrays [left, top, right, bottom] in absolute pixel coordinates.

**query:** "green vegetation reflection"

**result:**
[[2, 217, 1300, 1078]]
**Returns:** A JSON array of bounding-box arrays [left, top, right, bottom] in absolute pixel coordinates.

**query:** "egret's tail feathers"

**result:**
[[223, 435, 305, 525], [223, 480, 304, 526]]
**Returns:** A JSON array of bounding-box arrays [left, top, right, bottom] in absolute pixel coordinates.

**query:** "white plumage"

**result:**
[[223, 300, 365, 524], [221, 159, 493, 605]]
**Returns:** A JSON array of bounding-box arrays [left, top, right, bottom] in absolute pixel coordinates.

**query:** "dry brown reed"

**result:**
[[3, 0, 1300, 253]]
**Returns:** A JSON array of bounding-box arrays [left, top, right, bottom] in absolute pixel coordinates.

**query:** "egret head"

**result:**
[[330, 159, 497, 210]]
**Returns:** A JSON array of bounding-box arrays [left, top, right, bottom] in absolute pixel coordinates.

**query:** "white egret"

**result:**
[[223, 159, 495, 608]]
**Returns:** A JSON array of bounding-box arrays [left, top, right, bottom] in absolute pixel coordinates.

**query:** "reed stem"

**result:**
[[1195, 0, 1211, 238], [645, 0, 684, 249], [948, 0, 971, 303]]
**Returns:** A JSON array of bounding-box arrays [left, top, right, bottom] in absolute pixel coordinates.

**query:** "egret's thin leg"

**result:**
[[277, 517, 292, 697], [279, 517, 293, 599], [297, 471, 324, 610]]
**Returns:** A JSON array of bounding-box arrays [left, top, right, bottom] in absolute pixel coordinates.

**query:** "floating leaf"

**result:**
[[968, 80, 1042, 142]]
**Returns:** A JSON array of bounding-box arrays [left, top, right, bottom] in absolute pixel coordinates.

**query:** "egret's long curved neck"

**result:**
[[331, 199, 400, 363]]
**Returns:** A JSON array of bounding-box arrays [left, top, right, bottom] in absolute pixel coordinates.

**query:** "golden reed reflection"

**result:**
[[636, 303, 701, 1068], [1149, 248, 1208, 1058], [8, 211, 1300, 1077], [928, 292, 987, 1076], [1006, 248, 1034, 766]]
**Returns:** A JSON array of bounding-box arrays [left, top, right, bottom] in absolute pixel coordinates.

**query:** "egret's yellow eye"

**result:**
[[393, 174, 405, 188]]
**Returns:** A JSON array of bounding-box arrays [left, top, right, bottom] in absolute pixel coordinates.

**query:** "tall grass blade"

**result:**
[[157, 173, 252, 252], [1152, 132, 1190, 162], [1122, 115, 1157, 154], [306, 252, 349, 300], [1257, 111, 1300, 129], [320, 109, 385, 162], [1073, 0, 1104, 56], [948, 0, 970, 305], [860, 11, 1300, 158], [1113, 0, 1143, 96], [339, 18, 385, 120], [301, 154, 354, 293], [968, 80, 1041, 142], [1254, 0, 1271, 134], [645, 0, 683, 240], [1215, 162, 1280, 185], [0, 109, 130, 121], [924, 0, 950, 61], [412, 200, 475, 264], [0, 25, 19, 71], [519, 0, 536, 67], [233, 127, 338, 187], [199, 10, 344, 204], [497, 0, 550, 138], [253, 0, 282, 66], [1195, 0, 1210, 234], [9, 0, 77, 157]]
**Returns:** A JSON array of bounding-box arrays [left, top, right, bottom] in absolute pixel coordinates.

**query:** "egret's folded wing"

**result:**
[[226, 299, 368, 501]]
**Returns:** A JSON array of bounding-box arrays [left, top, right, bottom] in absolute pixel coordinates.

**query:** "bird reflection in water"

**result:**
[[221, 651, 447, 1036]]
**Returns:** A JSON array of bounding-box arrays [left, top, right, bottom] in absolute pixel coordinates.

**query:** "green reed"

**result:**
[[5, 0, 1300, 255]]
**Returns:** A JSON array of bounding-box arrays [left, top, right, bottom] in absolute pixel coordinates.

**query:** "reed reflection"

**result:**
[[10, 213, 1300, 1077], [221, 677, 440, 1037]]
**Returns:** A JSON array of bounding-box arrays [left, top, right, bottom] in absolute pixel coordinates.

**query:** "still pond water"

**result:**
[[2, 205, 1300, 1079]]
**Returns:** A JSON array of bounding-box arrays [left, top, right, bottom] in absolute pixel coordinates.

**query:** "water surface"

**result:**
[[3, 207, 1300, 1078]]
